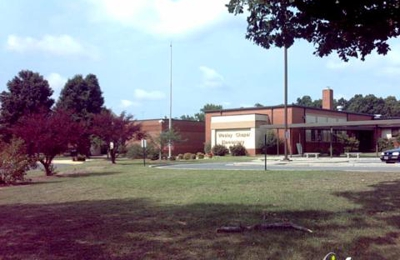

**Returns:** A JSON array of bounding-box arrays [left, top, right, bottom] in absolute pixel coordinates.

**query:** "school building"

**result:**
[[136, 118, 205, 155], [205, 89, 400, 156]]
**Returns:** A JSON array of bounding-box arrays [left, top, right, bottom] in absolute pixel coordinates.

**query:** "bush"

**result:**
[[126, 143, 158, 160], [0, 138, 35, 185], [73, 154, 86, 161], [190, 153, 197, 160], [229, 143, 247, 156], [212, 144, 229, 156], [337, 133, 360, 152], [183, 153, 193, 160], [177, 154, 183, 160], [126, 144, 143, 159], [197, 152, 205, 159], [169, 156, 176, 161], [378, 138, 395, 152]]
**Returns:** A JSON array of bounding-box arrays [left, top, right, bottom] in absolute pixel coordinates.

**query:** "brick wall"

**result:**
[[135, 119, 205, 156]]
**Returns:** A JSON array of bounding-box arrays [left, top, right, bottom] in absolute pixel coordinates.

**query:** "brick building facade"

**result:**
[[205, 89, 398, 156], [135, 119, 205, 156]]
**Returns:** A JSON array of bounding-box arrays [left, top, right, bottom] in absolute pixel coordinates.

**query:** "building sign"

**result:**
[[216, 129, 253, 148]]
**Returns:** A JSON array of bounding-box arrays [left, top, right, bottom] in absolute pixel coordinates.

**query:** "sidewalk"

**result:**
[[247, 156, 384, 167]]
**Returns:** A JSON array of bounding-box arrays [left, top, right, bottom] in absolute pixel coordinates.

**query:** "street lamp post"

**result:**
[[282, 1, 293, 161]]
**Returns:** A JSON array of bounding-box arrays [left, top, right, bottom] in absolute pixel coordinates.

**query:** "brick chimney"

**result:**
[[322, 88, 334, 110]]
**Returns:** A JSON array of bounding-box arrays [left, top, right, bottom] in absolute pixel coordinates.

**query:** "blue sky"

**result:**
[[1, 0, 400, 120]]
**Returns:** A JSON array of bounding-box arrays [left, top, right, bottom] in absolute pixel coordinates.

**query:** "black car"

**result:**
[[380, 148, 400, 163]]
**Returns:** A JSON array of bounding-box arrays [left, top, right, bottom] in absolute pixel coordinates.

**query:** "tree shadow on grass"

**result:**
[[1, 194, 397, 260], [56, 171, 124, 178], [335, 179, 400, 260]]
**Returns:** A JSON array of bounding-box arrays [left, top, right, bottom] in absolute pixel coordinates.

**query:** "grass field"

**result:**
[[1, 158, 399, 259]]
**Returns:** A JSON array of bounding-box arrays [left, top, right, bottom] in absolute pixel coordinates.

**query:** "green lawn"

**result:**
[[1, 158, 399, 259]]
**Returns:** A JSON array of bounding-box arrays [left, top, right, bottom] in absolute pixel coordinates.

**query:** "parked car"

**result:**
[[380, 148, 400, 163]]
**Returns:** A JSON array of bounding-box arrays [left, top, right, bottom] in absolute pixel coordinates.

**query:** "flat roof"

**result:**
[[261, 119, 400, 130], [205, 104, 375, 117]]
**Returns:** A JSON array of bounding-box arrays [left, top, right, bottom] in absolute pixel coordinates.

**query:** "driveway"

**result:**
[[157, 157, 400, 172]]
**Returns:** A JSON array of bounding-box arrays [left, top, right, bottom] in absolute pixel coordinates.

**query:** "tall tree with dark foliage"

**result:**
[[227, 0, 400, 61], [0, 70, 54, 127]]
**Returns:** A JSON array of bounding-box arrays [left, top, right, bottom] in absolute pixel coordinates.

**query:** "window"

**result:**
[[306, 129, 342, 143]]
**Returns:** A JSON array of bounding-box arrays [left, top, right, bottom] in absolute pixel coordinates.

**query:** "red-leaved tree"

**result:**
[[12, 109, 82, 176], [91, 110, 142, 164]]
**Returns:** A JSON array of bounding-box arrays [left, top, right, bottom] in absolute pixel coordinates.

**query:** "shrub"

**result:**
[[229, 143, 247, 156], [337, 133, 360, 152], [126, 144, 143, 159], [190, 153, 197, 160], [378, 138, 395, 152], [212, 144, 229, 156], [0, 138, 35, 185], [177, 154, 183, 160], [169, 156, 176, 161], [197, 152, 205, 159], [183, 153, 193, 160], [126, 143, 158, 160], [73, 154, 86, 161]]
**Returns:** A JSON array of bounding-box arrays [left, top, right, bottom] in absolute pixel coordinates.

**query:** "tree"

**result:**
[[195, 104, 223, 121], [0, 70, 54, 127], [336, 97, 348, 110], [227, 0, 400, 61], [152, 128, 183, 160], [85, 74, 105, 115], [180, 115, 196, 121], [91, 110, 142, 164], [56, 74, 104, 121], [179, 104, 223, 122], [294, 95, 322, 108], [346, 94, 385, 115], [259, 129, 282, 154], [56, 74, 105, 155], [254, 103, 264, 107], [12, 109, 82, 176], [382, 96, 400, 117]]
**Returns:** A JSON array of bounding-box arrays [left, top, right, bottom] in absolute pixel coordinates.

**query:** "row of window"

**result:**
[[305, 130, 346, 143]]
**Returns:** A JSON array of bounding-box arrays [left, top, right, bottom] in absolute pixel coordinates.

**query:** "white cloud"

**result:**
[[120, 99, 140, 108], [134, 89, 165, 100], [46, 73, 67, 92], [326, 59, 350, 70], [6, 34, 98, 59], [199, 66, 226, 88], [87, 0, 229, 37]]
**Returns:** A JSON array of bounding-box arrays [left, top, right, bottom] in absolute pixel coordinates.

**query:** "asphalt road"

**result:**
[[157, 158, 400, 172]]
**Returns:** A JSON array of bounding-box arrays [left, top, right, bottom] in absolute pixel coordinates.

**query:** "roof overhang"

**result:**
[[260, 119, 400, 130]]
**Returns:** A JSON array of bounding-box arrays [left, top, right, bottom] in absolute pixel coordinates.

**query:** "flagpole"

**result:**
[[168, 42, 172, 159]]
